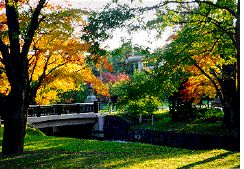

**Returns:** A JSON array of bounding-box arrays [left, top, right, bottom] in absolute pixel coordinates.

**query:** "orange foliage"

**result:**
[[0, 1, 6, 30], [95, 56, 113, 72], [181, 54, 222, 104], [29, 34, 110, 104], [181, 75, 216, 104]]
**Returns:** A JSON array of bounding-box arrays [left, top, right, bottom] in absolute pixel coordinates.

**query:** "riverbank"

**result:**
[[0, 126, 240, 168], [102, 112, 239, 151]]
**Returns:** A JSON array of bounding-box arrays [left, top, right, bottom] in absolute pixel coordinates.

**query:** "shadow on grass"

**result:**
[[177, 151, 238, 169], [0, 136, 240, 169]]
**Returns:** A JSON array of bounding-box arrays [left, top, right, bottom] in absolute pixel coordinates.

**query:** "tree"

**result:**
[[0, 0, 110, 155], [155, 0, 239, 134], [108, 42, 135, 74], [0, 0, 49, 155], [111, 71, 160, 106]]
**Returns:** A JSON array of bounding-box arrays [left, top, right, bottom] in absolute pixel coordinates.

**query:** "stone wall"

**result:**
[[102, 115, 239, 151], [128, 129, 239, 151], [103, 115, 131, 140]]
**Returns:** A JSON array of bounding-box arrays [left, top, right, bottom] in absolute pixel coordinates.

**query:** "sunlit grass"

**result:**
[[0, 127, 240, 169]]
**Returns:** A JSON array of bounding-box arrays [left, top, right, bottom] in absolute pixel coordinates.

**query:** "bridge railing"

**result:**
[[28, 102, 98, 117]]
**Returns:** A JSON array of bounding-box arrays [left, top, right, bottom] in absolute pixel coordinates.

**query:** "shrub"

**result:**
[[123, 96, 161, 122], [170, 106, 224, 123], [142, 96, 161, 116], [195, 108, 224, 122]]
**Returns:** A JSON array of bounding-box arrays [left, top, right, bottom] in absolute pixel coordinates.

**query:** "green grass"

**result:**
[[0, 126, 240, 168], [131, 110, 235, 137]]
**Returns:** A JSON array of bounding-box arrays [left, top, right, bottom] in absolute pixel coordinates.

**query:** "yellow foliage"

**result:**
[[35, 63, 110, 104], [0, 72, 10, 95], [35, 88, 59, 105]]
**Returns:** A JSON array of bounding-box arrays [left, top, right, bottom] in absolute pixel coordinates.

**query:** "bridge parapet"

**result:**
[[28, 102, 98, 117]]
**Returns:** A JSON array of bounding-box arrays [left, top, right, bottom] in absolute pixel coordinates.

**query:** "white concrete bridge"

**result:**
[[27, 102, 104, 135], [28, 113, 98, 128]]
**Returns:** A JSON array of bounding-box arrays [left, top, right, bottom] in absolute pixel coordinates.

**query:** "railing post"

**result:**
[[37, 106, 41, 117], [57, 105, 62, 115], [94, 101, 98, 113]]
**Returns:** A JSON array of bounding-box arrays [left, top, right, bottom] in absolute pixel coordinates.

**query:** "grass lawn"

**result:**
[[130, 110, 235, 137], [0, 126, 240, 169]]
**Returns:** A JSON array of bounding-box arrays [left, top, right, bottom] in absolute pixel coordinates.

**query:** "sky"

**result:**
[[66, 0, 163, 10], [50, 0, 172, 51]]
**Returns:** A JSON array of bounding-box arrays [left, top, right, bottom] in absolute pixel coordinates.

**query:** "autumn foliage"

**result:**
[[181, 54, 223, 104], [102, 72, 130, 84], [0, 1, 111, 105]]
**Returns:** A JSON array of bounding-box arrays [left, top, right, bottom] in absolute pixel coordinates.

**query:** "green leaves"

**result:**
[[148, 0, 239, 108], [81, 4, 134, 43], [80, 4, 135, 57]]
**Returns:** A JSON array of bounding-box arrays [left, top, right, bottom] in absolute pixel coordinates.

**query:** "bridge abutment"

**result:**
[[52, 126, 60, 133], [92, 114, 105, 138]]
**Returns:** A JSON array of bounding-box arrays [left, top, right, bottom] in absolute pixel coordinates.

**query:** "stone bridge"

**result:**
[[27, 102, 104, 136]]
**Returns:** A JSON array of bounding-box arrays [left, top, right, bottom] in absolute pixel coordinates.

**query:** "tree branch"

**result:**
[[156, 0, 237, 18], [30, 53, 51, 96], [4, 0, 22, 88], [196, 0, 237, 18], [21, 0, 46, 58], [29, 54, 40, 83], [45, 62, 69, 78], [0, 38, 9, 61], [193, 62, 223, 101], [5, 0, 20, 60], [205, 16, 236, 48]]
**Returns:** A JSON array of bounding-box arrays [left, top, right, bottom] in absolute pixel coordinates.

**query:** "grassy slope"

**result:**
[[0, 126, 240, 169]]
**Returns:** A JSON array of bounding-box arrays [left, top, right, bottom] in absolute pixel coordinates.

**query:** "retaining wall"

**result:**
[[103, 116, 239, 151]]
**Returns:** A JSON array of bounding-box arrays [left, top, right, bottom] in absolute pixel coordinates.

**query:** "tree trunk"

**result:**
[[2, 88, 28, 155], [221, 64, 240, 137], [222, 100, 238, 130], [0, 0, 46, 155]]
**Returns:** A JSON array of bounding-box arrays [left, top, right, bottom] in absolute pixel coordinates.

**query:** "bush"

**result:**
[[143, 96, 161, 116], [195, 108, 224, 122], [170, 104, 224, 123], [123, 96, 161, 122]]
